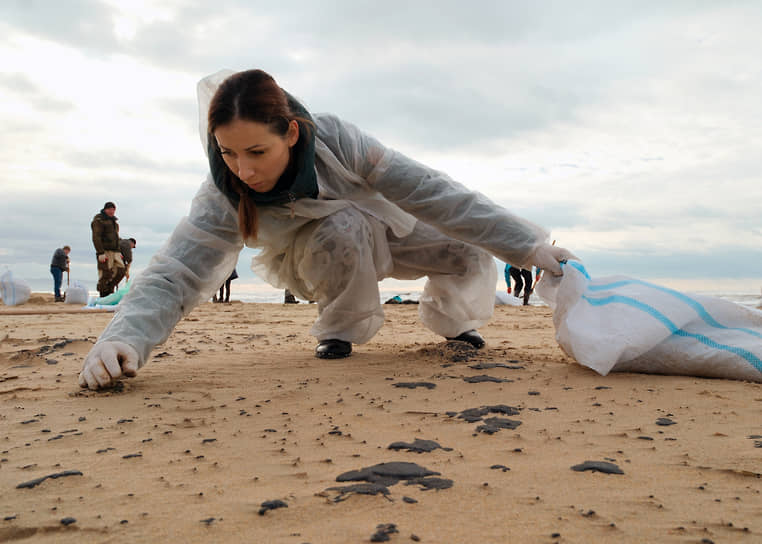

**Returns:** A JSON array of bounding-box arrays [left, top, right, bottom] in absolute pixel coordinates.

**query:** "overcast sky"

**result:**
[[1, 0, 761, 295]]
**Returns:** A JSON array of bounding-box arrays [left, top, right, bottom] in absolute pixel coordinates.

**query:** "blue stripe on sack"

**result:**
[[5, 278, 16, 304], [567, 260, 591, 280], [577, 268, 762, 341], [581, 294, 762, 372]]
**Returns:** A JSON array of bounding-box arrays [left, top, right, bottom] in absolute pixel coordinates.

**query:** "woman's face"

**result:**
[[214, 119, 299, 193]]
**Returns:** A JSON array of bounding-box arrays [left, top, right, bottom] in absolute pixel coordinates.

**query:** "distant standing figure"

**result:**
[[284, 289, 298, 304], [50, 245, 71, 302], [218, 268, 238, 303], [119, 237, 137, 283], [519, 267, 534, 306], [504, 263, 513, 294], [91, 202, 125, 297], [506, 264, 534, 306]]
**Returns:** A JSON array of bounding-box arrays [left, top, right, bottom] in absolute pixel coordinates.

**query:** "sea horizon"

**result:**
[[18, 276, 762, 310]]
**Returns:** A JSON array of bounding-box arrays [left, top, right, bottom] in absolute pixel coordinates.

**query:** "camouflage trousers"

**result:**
[[97, 250, 125, 297]]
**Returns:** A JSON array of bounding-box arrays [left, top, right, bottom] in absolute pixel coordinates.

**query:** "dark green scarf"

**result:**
[[207, 92, 318, 207]]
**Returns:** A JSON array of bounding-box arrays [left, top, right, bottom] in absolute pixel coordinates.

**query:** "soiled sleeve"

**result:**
[[318, 114, 548, 266]]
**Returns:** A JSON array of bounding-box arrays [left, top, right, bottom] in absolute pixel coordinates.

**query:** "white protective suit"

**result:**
[[97, 70, 549, 366]]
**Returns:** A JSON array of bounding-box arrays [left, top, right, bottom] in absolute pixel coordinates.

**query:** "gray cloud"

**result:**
[[61, 148, 205, 176], [0, 0, 118, 53], [0, 72, 74, 112], [6, 1, 753, 153], [156, 96, 197, 122], [0, 2, 699, 149], [511, 203, 586, 232], [0, 72, 38, 93]]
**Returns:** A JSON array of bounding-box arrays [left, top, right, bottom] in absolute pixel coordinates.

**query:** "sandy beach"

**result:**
[[1, 295, 760, 543]]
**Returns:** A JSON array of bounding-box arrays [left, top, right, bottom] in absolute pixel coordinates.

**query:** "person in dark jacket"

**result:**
[[91, 202, 125, 297], [119, 237, 137, 283], [50, 245, 71, 302]]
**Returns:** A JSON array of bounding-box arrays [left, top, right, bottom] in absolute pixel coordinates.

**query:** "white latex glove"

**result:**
[[527, 244, 579, 277], [79, 341, 140, 389]]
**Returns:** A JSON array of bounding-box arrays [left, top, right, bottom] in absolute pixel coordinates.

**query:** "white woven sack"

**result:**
[[0, 270, 32, 306], [537, 261, 762, 382], [64, 281, 90, 305]]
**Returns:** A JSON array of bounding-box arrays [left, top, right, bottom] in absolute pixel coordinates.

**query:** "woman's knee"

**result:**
[[310, 210, 373, 265], [296, 210, 376, 293]]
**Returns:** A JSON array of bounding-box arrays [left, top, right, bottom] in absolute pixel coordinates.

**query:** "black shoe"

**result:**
[[315, 339, 352, 359], [284, 294, 298, 304], [446, 330, 485, 349], [54, 296, 65, 302]]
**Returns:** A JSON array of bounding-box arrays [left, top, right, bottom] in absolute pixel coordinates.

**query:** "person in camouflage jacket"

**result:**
[[91, 201, 125, 297]]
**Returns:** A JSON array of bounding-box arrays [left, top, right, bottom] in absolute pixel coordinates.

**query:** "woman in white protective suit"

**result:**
[[78, 69, 576, 389]]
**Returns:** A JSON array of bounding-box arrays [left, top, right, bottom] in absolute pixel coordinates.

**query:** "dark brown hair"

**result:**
[[207, 69, 312, 239]]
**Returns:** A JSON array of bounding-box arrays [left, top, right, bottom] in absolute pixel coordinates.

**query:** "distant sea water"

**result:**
[[19, 278, 762, 310], [229, 287, 762, 310], [207, 277, 762, 309]]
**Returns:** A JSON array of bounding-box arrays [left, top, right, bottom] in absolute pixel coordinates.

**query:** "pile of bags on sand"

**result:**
[[0, 271, 91, 306], [0, 271, 128, 311]]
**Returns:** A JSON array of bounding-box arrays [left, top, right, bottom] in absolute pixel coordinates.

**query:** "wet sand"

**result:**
[[1, 295, 760, 543]]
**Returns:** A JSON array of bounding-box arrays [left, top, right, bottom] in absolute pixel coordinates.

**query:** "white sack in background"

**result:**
[[64, 281, 90, 305], [495, 291, 523, 306], [0, 270, 32, 306]]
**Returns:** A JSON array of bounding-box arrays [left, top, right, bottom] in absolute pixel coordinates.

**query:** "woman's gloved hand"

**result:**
[[527, 244, 578, 276], [79, 341, 140, 389]]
